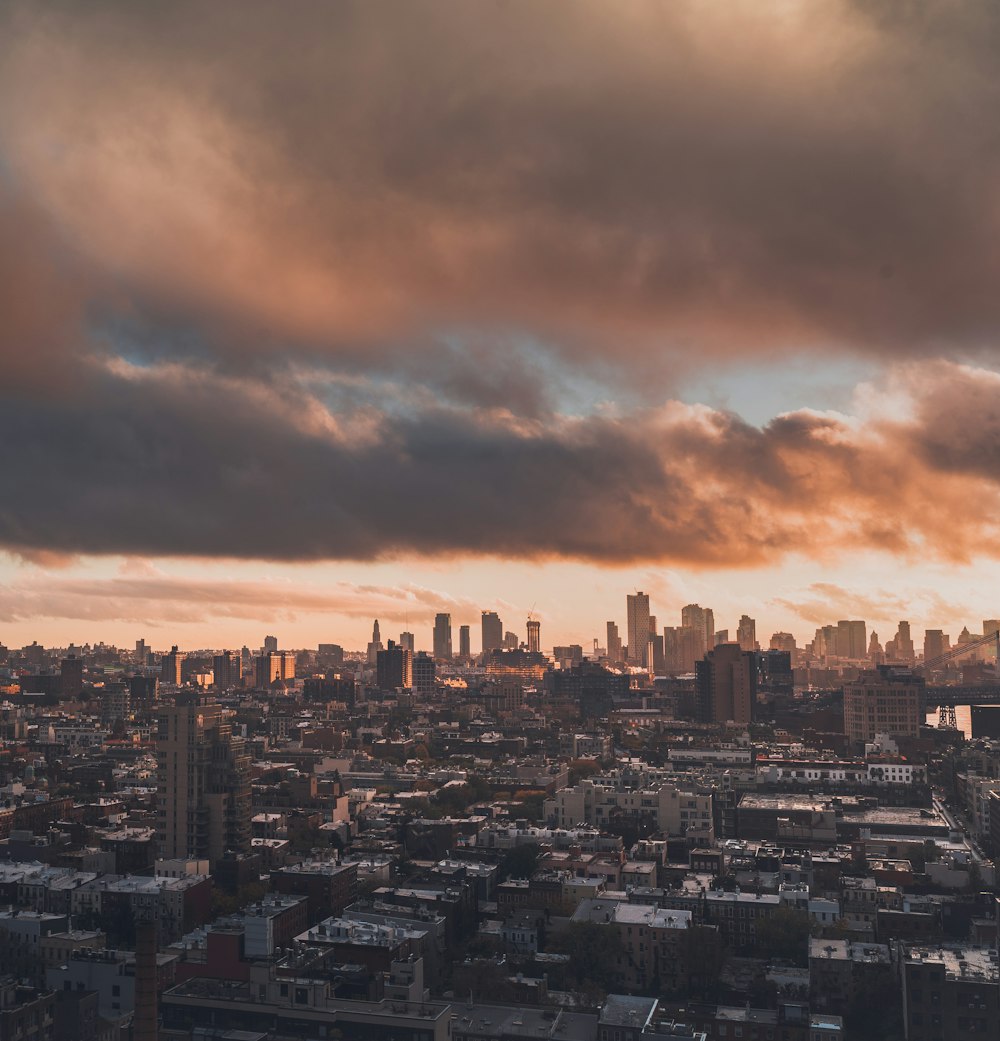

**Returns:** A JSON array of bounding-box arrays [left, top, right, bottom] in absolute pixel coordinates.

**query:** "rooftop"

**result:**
[[905, 944, 1000, 982]]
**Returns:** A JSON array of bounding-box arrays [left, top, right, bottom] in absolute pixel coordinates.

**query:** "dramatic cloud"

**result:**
[[0, 355, 999, 566], [2, 0, 1000, 375], [3, 2, 1000, 577]]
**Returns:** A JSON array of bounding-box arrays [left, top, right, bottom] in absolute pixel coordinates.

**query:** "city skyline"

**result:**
[[8, 588, 1000, 660], [4, 3, 1000, 647]]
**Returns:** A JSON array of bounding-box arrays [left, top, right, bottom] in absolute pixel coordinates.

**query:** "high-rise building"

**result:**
[[432, 614, 452, 661], [835, 620, 867, 660], [923, 629, 949, 664], [868, 631, 884, 664], [398, 632, 415, 654], [843, 666, 924, 743], [254, 650, 296, 687], [758, 649, 793, 696], [695, 643, 757, 724], [263, 635, 278, 655], [317, 643, 345, 667], [626, 592, 651, 668], [664, 626, 705, 673], [769, 632, 797, 654], [376, 640, 412, 690], [128, 674, 159, 710], [212, 651, 242, 690], [663, 627, 681, 672], [367, 620, 383, 665], [681, 604, 714, 658], [161, 645, 184, 686], [59, 655, 83, 700], [135, 639, 148, 665], [813, 625, 839, 658], [887, 621, 915, 663], [736, 615, 757, 653], [606, 622, 623, 663], [527, 619, 541, 654], [503, 631, 519, 650], [156, 693, 251, 867], [982, 620, 1000, 661], [458, 625, 471, 658], [412, 651, 436, 695], [481, 611, 503, 655]]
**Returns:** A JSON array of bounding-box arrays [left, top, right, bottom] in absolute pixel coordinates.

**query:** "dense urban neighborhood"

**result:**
[[0, 607, 996, 1041]]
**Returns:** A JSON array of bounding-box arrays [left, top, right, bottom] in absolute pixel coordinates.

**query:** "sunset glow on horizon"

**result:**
[[3, 0, 1000, 651]]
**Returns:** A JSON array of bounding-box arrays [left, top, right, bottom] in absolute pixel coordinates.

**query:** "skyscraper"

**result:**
[[835, 620, 867, 660], [982, 620, 1000, 661], [481, 611, 503, 655], [213, 650, 242, 689], [681, 604, 715, 658], [736, 615, 757, 653], [695, 643, 757, 724], [254, 650, 296, 687], [367, 620, 383, 665], [459, 625, 471, 658], [263, 635, 278, 654], [606, 621, 623, 663], [923, 629, 948, 664], [60, 654, 83, 700], [156, 693, 251, 866], [161, 645, 184, 685], [527, 618, 541, 654], [412, 651, 436, 695], [626, 592, 651, 668], [433, 613, 452, 660], [376, 640, 412, 690], [889, 621, 915, 663], [399, 632, 415, 653], [663, 626, 704, 673]]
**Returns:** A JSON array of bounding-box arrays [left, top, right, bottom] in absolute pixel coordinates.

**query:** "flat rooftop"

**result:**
[[905, 944, 999, 982]]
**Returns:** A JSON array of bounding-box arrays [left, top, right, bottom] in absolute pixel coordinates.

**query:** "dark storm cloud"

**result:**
[[2, 0, 1000, 368], [3, 2, 1000, 567], [0, 357, 998, 566]]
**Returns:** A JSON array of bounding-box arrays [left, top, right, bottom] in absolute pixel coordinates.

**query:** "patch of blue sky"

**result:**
[[677, 353, 881, 426]]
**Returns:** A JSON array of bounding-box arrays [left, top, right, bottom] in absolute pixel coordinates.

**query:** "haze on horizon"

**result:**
[[2, 0, 1000, 648]]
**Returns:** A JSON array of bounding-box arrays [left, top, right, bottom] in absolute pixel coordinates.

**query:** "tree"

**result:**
[[451, 959, 515, 1004], [548, 921, 623, 998], [568, 759, 602, 786], [500, 842, 541, 881], [516, 792, 546, 822], [755, 907, 811, 965]]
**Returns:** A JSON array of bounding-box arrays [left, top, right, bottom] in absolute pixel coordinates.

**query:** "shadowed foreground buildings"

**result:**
[[156, 693, 252, 867]]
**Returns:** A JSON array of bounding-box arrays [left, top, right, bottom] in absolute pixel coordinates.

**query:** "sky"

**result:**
[[3, 0, 1000, 652]]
